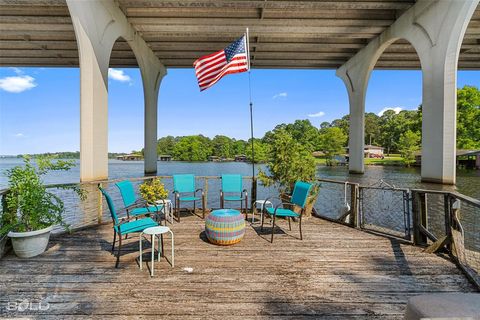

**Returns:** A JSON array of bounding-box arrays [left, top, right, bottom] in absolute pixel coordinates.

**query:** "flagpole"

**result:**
[[246, 27, 256, 213]]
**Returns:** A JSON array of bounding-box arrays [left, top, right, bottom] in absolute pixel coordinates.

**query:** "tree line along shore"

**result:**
[[9, 86, 479, 167]]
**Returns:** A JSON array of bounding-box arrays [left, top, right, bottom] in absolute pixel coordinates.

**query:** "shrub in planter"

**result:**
[[139, 178, 169, 204], [3, 156, 86, 258], [259, 129, 319, 218]]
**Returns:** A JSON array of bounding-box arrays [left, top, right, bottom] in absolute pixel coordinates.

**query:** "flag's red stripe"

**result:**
[[197, 56, 246, 82], [198, 56, 247, 86], [198, 62, 248, 88], [196, 59, 227, 79], [193, 50, 224, 66], [200, 67, 248, 91], [198, 62, 248, 89], [197, 56, 247, 84], [197, 65, 226, 83], [195, 54, 226, 76]]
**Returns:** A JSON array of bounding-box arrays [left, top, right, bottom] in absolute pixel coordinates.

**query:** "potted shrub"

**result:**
[[259, 129, 319, 218], [139, 177, 170, 220], [3, 156, 85, 258], [139, 178, 169, 204]]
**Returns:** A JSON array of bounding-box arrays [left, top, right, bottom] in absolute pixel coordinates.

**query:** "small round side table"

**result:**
[[252, 200, 273, 223], [140, 226, 174, 276], [155, 199, 174, 224]]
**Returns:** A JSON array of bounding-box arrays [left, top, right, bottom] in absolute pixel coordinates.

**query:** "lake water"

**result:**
[[0, 158, 479, 199]]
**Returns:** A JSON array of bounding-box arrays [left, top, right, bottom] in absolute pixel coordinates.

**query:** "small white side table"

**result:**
[[252, 200, 273, 223], [155, 199, 174, 224], [140, 226, 174, 276]]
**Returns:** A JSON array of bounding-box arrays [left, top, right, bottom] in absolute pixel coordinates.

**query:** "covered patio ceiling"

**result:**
[[0, 0, 479, 69]]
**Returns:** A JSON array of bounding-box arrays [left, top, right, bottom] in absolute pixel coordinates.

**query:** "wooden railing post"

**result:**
[[350, 184, 360, 228], [204, 177, 209, 211], [412, 191, 428, 246]]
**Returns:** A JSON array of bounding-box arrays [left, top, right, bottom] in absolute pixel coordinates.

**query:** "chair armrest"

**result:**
[[242, 189, 248, 196], [264, 196, 282, 205], [195, 188, 204, 196], [126, 198, 148, 210]]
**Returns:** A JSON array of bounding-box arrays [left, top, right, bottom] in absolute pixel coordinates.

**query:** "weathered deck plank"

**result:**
[[0, 215, 476, 319]]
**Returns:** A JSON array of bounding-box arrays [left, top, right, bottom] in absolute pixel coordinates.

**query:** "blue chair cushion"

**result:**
[[130, 205, 164, 216], [115, 217, 158, 235], [266, 207, 300, 218], [224, 196, 245, 201], [179, 196, 201, 202]]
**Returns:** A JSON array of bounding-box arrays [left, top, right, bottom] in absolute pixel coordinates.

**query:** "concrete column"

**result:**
[[418, 1, 478, 185], [67, 0, 166, 180], [67, 0, 120, 182], [129, 35, 167, 175], [141, 65, 166, 174], [348, 91, 366, 173], [337, 70, 369, 174]]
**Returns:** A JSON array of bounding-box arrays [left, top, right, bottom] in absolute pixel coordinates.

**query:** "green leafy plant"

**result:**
[[259, 129, 317, 193], [2, 156, 86, 233], [139, 178, 169, 204]]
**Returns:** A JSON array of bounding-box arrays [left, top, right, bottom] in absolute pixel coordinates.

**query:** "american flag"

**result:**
[[193, 35, 249, 91]]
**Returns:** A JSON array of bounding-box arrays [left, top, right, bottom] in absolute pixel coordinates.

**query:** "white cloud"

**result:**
[[0, 75, 37, 93], [272, 92, 287, 99], [377, 107, 402, 116], [108, 68, 131, 82], [308, 111, 325, 118], [14, 133, 25, 138]]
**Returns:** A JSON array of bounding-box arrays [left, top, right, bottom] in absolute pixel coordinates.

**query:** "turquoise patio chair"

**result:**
[[220, 174, 248, 214], [261, 181, 313, 243], [115, 180, 166, 223], [173, 174, 205, 221], [99, 187, 158, 268]]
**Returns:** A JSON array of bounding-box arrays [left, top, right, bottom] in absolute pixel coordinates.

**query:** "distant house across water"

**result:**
[[345, 145, 384, 159], [158, 155, 172, 161], [363, 145, 384, 158], [116, 154, 143, 161], [234, 155, 247, 162]]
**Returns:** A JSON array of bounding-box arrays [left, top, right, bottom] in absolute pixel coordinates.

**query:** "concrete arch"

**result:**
[[337, 0, 479, 184], [67, 0, 166, 181]]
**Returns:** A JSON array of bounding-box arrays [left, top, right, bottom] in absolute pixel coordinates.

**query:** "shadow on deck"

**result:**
[[0, 215, 476, 319]]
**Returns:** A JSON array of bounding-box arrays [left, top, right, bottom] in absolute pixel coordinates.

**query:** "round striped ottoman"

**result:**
[[205, 209, 245, 245]]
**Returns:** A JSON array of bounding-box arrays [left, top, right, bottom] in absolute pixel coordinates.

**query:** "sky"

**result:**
[[0, 65, 478, 155]]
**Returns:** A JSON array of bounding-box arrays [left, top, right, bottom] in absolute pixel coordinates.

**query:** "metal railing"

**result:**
[[1, 175, 479, 288]]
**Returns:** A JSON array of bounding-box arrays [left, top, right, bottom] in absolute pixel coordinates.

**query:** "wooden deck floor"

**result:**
[[0, 214, 476, 319]]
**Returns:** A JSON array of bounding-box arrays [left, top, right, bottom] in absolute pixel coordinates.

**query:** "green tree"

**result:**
[[283, 119, 320, 152], [172, 136, 212, 161], [330, 115, 349, 138], [398, 130, 420, 167], [378, 109, 399, 155], [245, 139, 270, 163], [157, 136, 176, 155], [365, 112, 381, 145], [232, 139, 247, 156], [318, 127, 347, 165], [212, 135, 234, 158], [457, 85, 480, 149], [259, 129, 316, 193]]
